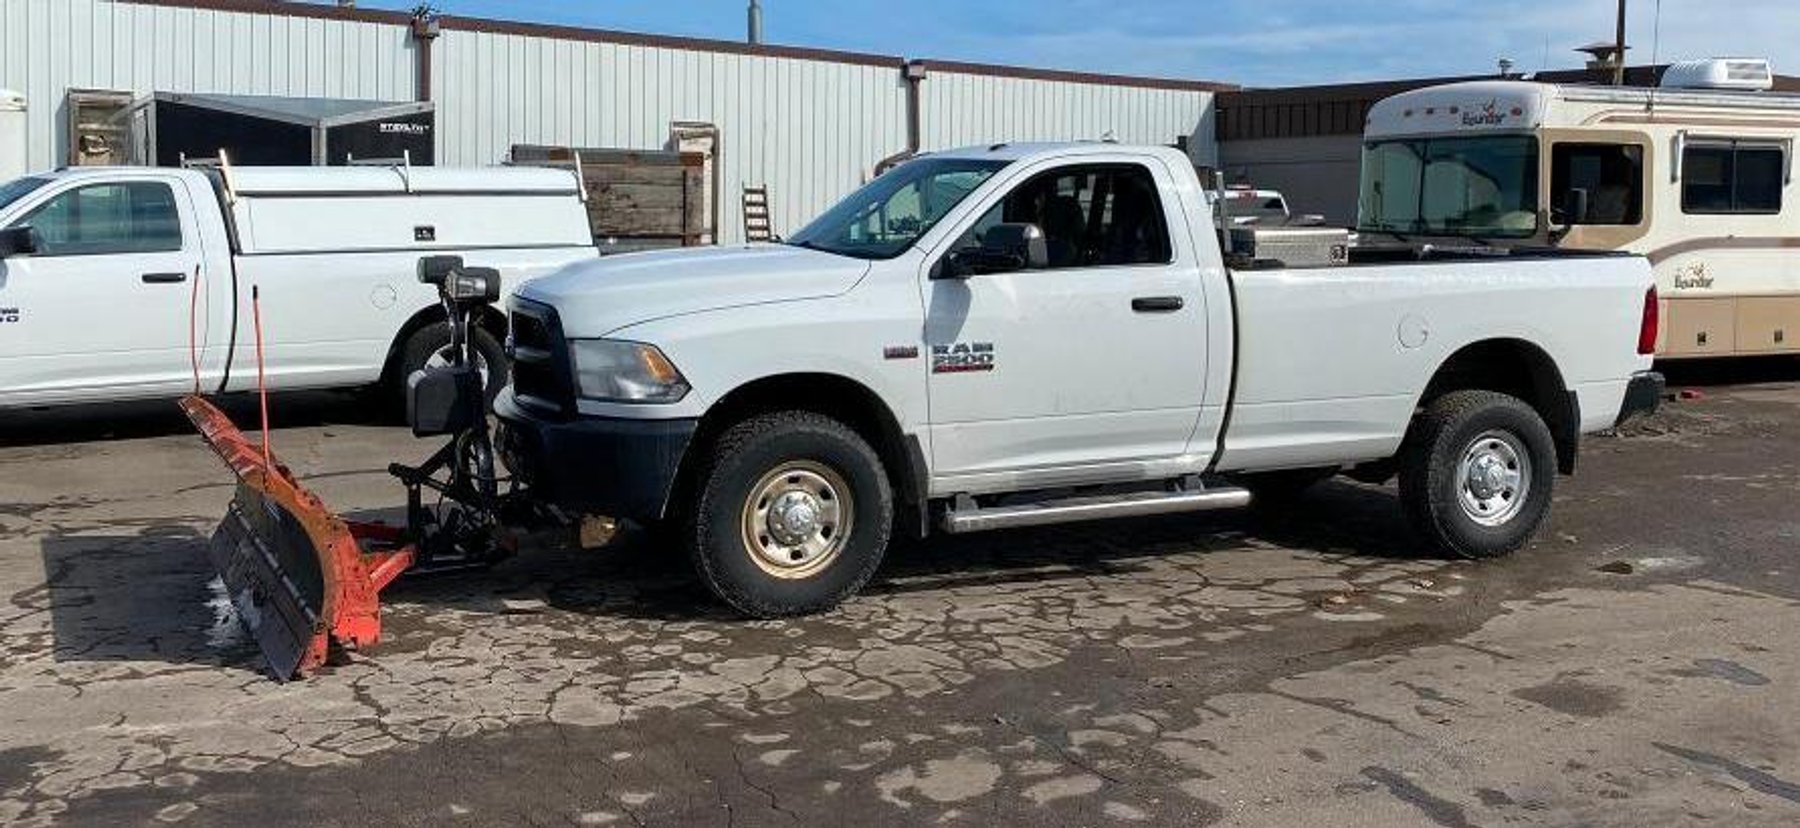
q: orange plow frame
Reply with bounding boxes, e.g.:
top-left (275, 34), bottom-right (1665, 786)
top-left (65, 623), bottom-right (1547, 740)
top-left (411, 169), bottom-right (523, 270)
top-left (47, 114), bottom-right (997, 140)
top-left (182, 395), bottom-right (416, 679)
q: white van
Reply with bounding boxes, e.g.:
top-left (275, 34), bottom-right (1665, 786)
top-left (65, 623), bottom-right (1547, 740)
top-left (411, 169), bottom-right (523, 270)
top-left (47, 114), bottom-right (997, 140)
top-left (0, 163), bottom-right (597, 408)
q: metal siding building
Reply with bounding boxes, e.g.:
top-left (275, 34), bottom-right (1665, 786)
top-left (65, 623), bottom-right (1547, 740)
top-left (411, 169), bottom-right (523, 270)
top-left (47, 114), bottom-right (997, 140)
top-left (1, 0), bottom-right (415, 172)
top-left (430, 26), bottom-right (910, 243)
top-left (1, 0), bottom-right (1229, 242)
top-left (919, 62), bottom-right (1218, 161)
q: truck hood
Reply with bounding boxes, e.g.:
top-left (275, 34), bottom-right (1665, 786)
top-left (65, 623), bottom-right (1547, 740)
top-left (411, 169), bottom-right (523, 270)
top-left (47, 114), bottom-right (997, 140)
top-left (517, 244), bottom-right (870, 336)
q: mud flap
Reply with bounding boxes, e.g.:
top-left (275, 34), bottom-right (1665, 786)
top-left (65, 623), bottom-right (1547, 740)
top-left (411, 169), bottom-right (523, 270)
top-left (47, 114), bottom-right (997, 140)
top-left (181, 395), bottom-right (415, 680)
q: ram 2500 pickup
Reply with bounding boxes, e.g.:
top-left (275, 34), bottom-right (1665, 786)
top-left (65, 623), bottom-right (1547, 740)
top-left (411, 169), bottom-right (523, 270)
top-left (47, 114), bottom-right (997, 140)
top-left (0, 164), bottom-right (595, 409)
top-left (495, 143), bottom-right (1664, 618)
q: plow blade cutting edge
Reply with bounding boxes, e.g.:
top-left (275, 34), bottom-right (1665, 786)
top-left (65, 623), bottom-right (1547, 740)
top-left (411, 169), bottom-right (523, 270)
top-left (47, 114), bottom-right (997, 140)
top-left (181, 395), bottom-right (415, 680)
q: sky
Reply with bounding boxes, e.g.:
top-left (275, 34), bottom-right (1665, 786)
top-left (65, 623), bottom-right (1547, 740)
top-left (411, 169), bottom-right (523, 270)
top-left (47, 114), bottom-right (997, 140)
top-left (349, 0), bottom-right (1800, 88)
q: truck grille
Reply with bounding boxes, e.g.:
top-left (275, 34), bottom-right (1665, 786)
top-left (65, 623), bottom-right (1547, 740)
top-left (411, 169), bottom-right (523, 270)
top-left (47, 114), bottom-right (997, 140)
top-left (509, 298), bottom-right (575, 416)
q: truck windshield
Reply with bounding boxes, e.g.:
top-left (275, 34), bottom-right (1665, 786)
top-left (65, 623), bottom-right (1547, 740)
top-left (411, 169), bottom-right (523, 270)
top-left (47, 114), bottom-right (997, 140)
top-left (0, 176), bottom-right (50, 214)
top-left (787, 158), bottom-right (1009, 259)
top-left (1358, 136), bottom-right (1539, 238)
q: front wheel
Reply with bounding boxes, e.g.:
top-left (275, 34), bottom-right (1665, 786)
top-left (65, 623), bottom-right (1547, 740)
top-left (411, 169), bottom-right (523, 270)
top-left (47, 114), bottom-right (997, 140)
top-left (685, 412), bottom-right (894, 618)
top-left (394, 324), bottom-right (509, 408)
top-left (1398, 390), bottom-right (1557, 559)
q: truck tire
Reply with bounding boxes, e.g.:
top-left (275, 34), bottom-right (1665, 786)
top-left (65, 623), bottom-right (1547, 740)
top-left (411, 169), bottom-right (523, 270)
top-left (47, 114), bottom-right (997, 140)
top-left (1398, 390), bottom-right (1556, 559)
top-left (395, 324), bottom-right (509, 407)
top-left (685, 411), bottom-right (893, 618)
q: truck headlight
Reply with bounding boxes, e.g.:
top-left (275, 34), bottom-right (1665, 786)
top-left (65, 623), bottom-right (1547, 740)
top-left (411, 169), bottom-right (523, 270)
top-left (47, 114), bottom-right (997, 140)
top-left (569, 340), bottom-right (690, 403)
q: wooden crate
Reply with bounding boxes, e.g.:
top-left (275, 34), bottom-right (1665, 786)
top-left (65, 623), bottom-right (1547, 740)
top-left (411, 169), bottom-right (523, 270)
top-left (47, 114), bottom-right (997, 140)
top-left (512, 145), bottom-right (709, 248)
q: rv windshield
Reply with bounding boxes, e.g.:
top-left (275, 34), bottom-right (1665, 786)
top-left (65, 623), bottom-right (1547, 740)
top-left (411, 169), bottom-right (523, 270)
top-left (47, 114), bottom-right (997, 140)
top-left (1358, 136), bottom-right (1539, 238)
top-left (0, 176), bottom-right (50, 214)
top-left (787, 157), bottom-right (1009, 259)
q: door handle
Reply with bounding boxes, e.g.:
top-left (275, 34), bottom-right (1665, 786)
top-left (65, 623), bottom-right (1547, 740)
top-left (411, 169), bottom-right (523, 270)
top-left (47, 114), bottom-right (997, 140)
top-left (141, 272), bottom-right (188, 284)
top-left (1132, 296), bottom-right (1184, 313)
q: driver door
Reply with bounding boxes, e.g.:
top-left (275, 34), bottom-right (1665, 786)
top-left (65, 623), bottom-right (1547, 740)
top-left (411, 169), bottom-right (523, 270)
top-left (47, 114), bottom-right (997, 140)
top-left (922, 159), bottom-right (1209, 483)
top-left (0, 177), bottom-right (204, 405)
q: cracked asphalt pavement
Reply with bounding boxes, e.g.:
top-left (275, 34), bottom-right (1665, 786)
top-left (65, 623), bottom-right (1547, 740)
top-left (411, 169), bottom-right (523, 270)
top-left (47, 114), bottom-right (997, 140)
top-left (2, 365), bottom-right (1799, 826)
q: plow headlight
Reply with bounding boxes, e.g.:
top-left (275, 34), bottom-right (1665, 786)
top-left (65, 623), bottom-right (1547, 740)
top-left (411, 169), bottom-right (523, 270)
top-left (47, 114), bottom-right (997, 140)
top-left (570, 340), bottom-right (690, 403)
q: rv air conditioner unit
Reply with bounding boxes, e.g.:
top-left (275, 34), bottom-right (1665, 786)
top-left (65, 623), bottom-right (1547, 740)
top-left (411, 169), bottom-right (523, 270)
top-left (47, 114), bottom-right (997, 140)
top-left (1661, 58), bottom-right (1775, 92)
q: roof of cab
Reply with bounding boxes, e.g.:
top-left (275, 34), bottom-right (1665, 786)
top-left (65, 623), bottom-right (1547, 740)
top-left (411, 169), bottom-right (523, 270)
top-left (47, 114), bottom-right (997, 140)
top-left (926, 141), bottom-right (1182, 164)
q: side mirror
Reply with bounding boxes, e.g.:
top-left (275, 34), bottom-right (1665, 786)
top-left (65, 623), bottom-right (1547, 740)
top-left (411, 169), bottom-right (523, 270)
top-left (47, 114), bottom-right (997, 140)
top-left (985, 223), bottom-right (1050, 269)
top-left (1560, 188), bottom-right (1591, 226)
top-left (0, 225), bottom-right (41, 258)
top-left (936, 223), bottom-right (1049, 279)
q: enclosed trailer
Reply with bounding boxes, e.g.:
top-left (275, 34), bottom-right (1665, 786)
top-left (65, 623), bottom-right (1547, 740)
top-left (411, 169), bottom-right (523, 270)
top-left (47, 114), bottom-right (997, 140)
top-left (143, 92), bottom-right (436, 167)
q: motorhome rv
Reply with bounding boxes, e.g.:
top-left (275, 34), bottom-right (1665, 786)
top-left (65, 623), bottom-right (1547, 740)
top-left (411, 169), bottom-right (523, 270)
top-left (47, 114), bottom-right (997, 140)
top-left (1360, 58), bottom-right (1799, 359)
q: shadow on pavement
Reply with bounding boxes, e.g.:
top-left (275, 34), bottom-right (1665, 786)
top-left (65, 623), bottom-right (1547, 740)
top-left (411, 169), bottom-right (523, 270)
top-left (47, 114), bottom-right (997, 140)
top-left (1658, 355), bottom-right (1800, 389)
top-left (32, 479), bottom-right (1431, 670)
top-left (33, 525), bottom-right (262, 673)
top-left (0, 390), bottom-right (389, 448)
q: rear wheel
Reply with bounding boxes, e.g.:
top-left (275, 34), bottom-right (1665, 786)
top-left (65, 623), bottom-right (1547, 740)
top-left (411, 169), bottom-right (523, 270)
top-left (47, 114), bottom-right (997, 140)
top-left (685, 412), bottom-right (893, 618)
top-left (1398, 390), bottom-right (1556, 559)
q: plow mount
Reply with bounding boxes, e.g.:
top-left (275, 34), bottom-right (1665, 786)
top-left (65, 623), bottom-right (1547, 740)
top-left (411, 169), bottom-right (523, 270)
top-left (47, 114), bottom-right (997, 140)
top-left (186, 257), bottom-right (543, 680)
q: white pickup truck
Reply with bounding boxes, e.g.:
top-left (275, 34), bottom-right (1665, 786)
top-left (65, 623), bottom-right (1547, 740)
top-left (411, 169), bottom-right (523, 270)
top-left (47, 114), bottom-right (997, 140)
top-left (0, 165), bottom-right (595, 408)
top-left (494, 143), bottom-right (1664, 618)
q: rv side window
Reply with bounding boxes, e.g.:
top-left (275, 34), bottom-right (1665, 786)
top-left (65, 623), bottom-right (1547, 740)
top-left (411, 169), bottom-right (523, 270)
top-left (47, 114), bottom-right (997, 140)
top-left (1551, 143), bottom-right (1643, 225)
top-left (1682, 144), bottom-right (1785, 215)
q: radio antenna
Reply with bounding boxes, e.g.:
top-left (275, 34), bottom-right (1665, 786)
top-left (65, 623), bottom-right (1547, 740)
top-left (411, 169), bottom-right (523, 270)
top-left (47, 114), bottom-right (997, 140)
top-left (1647, 0), bottom-right (1664, 113)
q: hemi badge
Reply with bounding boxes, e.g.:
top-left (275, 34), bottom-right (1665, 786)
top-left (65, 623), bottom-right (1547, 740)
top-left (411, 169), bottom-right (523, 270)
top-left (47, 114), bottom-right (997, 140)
top-left (884, 345), bottom-right (920, 360)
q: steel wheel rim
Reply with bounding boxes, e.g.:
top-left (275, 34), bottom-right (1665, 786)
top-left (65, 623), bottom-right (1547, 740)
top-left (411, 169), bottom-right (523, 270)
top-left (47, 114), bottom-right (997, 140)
top-left (740, 460), bottom-right (853, 580)
top-left (1455, 430), bottom-right (1530, 527)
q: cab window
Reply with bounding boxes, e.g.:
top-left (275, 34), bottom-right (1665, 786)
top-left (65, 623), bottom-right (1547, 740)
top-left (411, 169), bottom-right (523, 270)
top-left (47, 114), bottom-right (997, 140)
top-left (955, 164), bottom-right (1173, 269)
top-left (1551, 143), bottom-right (1643, 225)
top-left (15, 182), bottom-right (184, 256)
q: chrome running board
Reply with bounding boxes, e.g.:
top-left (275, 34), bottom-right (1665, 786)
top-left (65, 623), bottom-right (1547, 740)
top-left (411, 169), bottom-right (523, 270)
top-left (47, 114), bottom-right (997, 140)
top-left (939, 486), bottom-right (1252, 534)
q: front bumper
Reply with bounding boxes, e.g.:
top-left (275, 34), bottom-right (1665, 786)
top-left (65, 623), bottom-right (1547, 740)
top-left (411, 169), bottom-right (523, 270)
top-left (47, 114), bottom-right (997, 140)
top-left (495, 394), bottom-right (697, 523)
top-left (1615, 370), bottom-right (1666, 427)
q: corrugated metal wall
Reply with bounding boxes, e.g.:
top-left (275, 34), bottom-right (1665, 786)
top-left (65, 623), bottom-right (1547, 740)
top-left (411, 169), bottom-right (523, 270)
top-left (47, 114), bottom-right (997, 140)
top-left (0, 0), bottom-right (415, 172)
top-left (0, 0), bottom-right (1224, 242)
top-left (920, 68), bottom-right (1216, 162)
top-left (431, 29), bottom-right (908, 243)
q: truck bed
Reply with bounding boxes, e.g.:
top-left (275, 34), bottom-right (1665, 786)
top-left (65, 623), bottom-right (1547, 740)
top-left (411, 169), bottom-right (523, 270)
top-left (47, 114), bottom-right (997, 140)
top-left (1219, 253), bottom-right (1650, 471)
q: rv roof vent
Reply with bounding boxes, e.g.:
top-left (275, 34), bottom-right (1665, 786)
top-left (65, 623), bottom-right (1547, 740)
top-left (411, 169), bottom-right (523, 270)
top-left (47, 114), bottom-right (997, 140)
top-left (1661, 58), bottom-right (1775, 92)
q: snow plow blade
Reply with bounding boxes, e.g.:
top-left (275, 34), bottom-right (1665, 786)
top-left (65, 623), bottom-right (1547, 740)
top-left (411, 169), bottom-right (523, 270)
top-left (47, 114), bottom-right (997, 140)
top-left (181, 395), bottom-right (414, 681)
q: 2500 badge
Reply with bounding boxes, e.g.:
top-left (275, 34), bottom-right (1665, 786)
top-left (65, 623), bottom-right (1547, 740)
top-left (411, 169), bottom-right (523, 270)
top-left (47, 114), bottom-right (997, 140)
top-left (932, 342), bottom-right (995, 374)
top-left (0, 307), bottom-right (19, 324)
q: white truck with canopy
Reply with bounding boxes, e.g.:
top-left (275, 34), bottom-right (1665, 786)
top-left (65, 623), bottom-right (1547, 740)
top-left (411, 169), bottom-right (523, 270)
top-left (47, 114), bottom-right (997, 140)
top-left (0, 163), bottom-right (596, 408)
